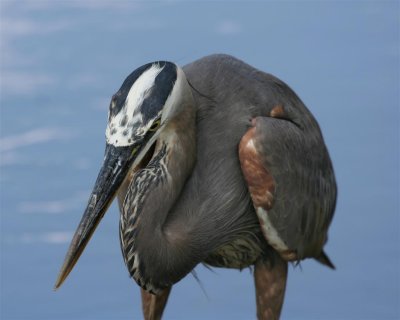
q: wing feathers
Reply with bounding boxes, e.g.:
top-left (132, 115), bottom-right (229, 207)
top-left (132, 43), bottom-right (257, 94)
top-left (239, 116), bottom-right (336, 265)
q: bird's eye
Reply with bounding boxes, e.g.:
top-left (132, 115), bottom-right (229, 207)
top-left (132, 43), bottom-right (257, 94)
top-left (149, 119), bottom-right (161, 131)
top-left (131, 146), bottom-right (138, 157)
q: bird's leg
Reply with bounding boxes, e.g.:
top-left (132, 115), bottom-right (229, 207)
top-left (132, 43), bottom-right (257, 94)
top-left (254, 252), bottom-right (288, 320)
top-left (141, 286), bottom-right (172, 320)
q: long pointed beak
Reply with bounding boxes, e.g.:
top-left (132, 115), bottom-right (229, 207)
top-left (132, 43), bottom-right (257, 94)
top-left (54, 144), bottom-right (134, 289)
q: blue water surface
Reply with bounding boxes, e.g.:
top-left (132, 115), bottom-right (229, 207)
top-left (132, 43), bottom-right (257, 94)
top-left (1, 1), bottom-right (399, 319)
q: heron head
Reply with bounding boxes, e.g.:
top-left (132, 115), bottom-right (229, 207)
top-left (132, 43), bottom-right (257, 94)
top-left (55, 61), bottom-right (190, 289)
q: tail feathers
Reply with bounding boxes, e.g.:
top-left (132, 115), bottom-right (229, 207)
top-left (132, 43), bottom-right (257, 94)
top-left (316, 251), bottom-right (335, 269)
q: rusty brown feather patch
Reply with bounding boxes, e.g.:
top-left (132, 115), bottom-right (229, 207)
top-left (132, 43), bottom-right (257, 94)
top-left (270, 104), bottom-right (285, 118)
top-left (239, 123), bottom-right (298, 262)
top-left (238, 125), bottom-right (275, 210)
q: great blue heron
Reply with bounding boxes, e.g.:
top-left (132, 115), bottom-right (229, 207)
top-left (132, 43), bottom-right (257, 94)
top-left (55, 54), bottom-right (336, 319)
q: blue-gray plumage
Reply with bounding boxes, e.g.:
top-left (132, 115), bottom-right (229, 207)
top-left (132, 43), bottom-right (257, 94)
top-left (55, 54), bottom-right (336, 320)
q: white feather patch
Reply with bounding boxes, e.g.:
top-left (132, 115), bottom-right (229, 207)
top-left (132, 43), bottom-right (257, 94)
top-left (106, 64), bottom-right (164, 147)
top-left (125, 64), bottom-right (164, 115)
top-left (256, 207), bottom-right (289, 252)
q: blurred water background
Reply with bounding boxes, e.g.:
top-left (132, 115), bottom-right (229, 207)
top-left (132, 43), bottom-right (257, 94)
top-left (1, 1), bottom-right (399, 319)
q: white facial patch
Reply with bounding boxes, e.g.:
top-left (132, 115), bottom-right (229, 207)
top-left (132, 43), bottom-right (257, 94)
top-left (106, 64), bottom-right (165, 147)
top-left (125, 64), bottom-right (164, 114)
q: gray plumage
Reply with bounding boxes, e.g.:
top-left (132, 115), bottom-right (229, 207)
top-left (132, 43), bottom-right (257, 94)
top-left (113, 54), bottom-right (336, 292)
top-left (56, 54), bottom-right (336, 319)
